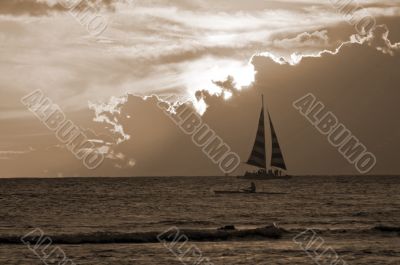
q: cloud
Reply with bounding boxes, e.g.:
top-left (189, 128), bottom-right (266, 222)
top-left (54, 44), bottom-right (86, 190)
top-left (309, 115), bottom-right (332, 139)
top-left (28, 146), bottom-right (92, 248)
top-left (273, 30), bottom-right (330, 49)
top-left (88, 94), bottom-right (131, 144)
top-left (363, 24), bottom-right (400, 54)
top-left (1, 1), bottom-right (399, 119)
top-left (258, 25), bottom-right (400, 66)
top-left (0, 147), bottom-right (34, 160)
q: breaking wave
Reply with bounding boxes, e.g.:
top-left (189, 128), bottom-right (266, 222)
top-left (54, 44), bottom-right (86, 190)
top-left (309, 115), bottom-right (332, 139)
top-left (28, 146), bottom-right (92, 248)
top-left (4, 225), bottom-right (283, 245)
top-left (2, 225), bottom-right (399, 245)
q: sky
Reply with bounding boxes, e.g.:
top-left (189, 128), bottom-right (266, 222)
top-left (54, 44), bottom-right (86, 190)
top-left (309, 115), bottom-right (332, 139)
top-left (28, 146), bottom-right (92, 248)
top-left (0, 0), bottom-right (399, 177)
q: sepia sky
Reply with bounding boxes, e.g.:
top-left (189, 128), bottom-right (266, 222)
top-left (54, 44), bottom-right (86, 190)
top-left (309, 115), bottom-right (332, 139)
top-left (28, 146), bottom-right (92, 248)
top-left (0, 0), bottom-right (400, 177)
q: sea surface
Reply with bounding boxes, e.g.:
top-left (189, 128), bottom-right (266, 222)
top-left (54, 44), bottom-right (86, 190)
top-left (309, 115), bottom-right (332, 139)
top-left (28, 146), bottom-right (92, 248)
top-left (0, 176), bottom-right (399, 264)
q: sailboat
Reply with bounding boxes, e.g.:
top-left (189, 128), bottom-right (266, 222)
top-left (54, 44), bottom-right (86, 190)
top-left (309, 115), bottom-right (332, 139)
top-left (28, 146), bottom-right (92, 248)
top-left (239, 95), bottom-right (291, 180)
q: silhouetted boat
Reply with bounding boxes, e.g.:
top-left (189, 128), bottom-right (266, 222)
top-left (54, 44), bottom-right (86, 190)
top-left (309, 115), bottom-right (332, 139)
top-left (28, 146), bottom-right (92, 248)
top-left (239, 95), bottom-right (291, 180)
top-left (213, 190), bottom-right (287, 195)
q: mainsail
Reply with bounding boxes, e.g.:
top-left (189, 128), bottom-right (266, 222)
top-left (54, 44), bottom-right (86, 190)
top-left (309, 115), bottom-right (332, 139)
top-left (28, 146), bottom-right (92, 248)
top-left (269, 112), bottom-right (287, 170)
top-left (246, 101), bottom-right (267, 169)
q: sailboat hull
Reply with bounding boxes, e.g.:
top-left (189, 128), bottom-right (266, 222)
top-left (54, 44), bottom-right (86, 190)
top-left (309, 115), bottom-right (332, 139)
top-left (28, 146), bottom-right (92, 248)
top-left (238, 171), bottom-right (292, 180)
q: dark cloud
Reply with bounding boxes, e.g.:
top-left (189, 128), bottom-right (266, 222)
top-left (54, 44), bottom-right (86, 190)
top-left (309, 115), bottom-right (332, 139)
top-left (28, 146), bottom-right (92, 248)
top-left (0, 0), bottom-right (115, 16)
top-left (0, 0), bottom-right (63, 16)
top-left (251, 26), bottom-right (400, 175)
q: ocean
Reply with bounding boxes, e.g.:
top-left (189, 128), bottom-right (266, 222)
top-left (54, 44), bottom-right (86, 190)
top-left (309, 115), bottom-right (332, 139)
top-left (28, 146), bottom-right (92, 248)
top-left (0, 176), bottom-right (399, 264)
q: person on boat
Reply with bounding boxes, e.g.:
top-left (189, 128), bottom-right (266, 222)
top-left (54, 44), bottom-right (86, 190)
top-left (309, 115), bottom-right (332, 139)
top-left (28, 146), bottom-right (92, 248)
top-left (249, 182), bottom-right (256, 193)
top-left (242, 182), bottom-right (256, 193)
